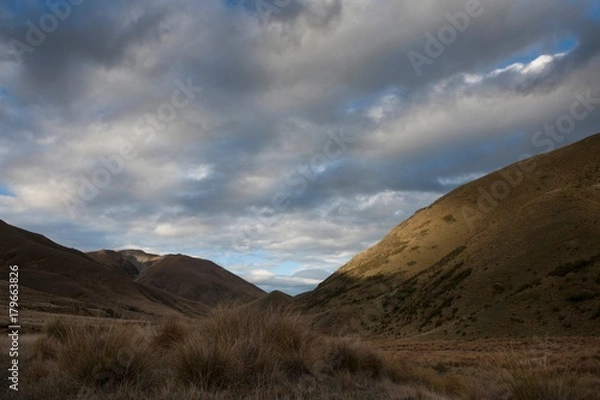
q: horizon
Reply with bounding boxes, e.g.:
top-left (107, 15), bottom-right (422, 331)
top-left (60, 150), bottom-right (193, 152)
top-left (1, 0), bottom-right (600, 295)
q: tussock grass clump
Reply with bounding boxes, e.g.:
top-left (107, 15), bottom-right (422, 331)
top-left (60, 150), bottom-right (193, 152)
top-left (31, 335), bottom-right (58, 360)
top-left (325, 339), bottom-right (385, 378)
top-left (55, 323), bottom-right (150, 387)
top-left (150, 316), bottom-right (191, 349)
top-left (173, 307), bottom-right (392, 390)
top-left (176, 338), bottom-right (242, 389)
top-left (496, 353), bottom-right (593, 400)
top-left (45, 317), bottom-right (71, 341)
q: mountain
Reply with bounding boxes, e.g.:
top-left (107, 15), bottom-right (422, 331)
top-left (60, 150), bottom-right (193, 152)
top-left (242, 290), bottom-right (293, 312)
top-left (0, 219), bottom-right (208, 323)
top-left (0, 220), bottom-right (266, 325)
top-left (133, 253), bottom-right (266, 306)
top-left (88, 249), bottom-right (265, 306)
top-left (87, 249), bottom-right (142, 278)
top-left (119, 249), bottom-right (164, 272)
top-left (297, 133), bottom-right (600, 338)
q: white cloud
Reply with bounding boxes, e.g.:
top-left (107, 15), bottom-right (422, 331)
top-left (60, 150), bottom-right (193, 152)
top-left (185, 164), bottom-right (213, 181)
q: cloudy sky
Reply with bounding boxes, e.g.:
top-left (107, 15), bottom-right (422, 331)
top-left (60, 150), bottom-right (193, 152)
top-left (1, 0), bottom-right (599, 294)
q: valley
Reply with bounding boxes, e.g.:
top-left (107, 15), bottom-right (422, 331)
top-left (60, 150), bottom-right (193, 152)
top-left (1, 133), bottom-right (599, 399)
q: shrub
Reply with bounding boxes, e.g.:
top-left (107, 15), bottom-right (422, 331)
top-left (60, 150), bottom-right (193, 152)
top-left (548, 259), bottom-right (593, 277)
top-left (443, 215), bottom-right (456, 223)
top-left (565, 291), bottom-right (597, 302)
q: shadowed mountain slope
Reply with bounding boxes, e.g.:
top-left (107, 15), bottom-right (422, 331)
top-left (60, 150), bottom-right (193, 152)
top-left (0, 220), bottom-right (208, 319)
top-left (241, 290), bottom-right (293, 312)
top-left (89, 249), bottom-right (266, 306)
top-left (132, 253), bottom-right (266, 306)
top-left (87, 249), bottom-right (141, 279)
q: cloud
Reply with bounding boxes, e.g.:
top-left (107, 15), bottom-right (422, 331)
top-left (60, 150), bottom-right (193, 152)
top-left (242, 267), bottom-right (331, 295)
top-left (1, 0), bottom-right (599, 294)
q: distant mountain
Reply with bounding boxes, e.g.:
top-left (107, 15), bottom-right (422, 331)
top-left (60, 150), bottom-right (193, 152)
top-left (297, 133), bottom-right (600, 338)
top-left (0, 220), bottom-right (265, 325)
top-left (119, 249), bottom-right (164, 272)
top-left (88, 249), bottom-right (265, 307)
top-left (0, 220), bottom-right (207, 321)
top-left (87, 249), bottom-right (142, 278)
top-left (133, 253), bottom-right (265, 306)
top-left (242, 290), bottom-right (293, 312)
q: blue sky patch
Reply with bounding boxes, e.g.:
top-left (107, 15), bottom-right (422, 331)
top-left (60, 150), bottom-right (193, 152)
top-left (344, 86), bottom-right (405, 113)
top-left (0, 184), bottom-right (15, 197)
top-left (589, 2), bottom-right (600, 21)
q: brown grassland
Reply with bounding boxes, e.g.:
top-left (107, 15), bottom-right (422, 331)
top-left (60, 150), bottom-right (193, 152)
top-left (2, 307), bottom-right (600, 400)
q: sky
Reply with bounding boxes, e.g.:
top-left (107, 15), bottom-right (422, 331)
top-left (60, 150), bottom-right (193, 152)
top-left (1, 0), bottom-right (599, 295)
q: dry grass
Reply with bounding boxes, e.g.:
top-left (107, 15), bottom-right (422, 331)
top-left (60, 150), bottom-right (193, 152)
top-left (170, 307), bottom-right (399, 391)
top-left (3, 308), bottom-right (453, 400)
top-left (150, 315), bottom-right (191, 349)
top-left (494, 352), bottom-right (594, 400)
top-left (44, 317), bottom-right (71, 341)
top-left (376, 336), bottom-right (600, 399)
top-left (56, 323), bottom-right (150, 387)
top-left (4, 310), bottom-right (600, 399)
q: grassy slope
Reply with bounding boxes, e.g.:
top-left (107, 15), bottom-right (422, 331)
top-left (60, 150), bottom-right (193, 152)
top-left (298, 133), bottom-right (600, 338)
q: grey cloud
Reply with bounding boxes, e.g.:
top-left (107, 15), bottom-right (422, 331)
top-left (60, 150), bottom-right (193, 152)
top-left (1, 0), bottom-right (599, 293)
top-left (1, 2), bottom-right (171, 111)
